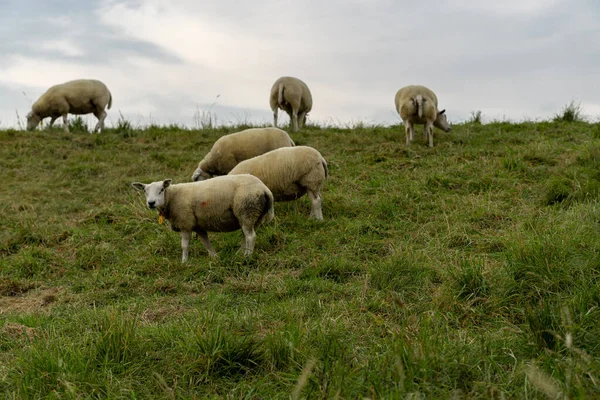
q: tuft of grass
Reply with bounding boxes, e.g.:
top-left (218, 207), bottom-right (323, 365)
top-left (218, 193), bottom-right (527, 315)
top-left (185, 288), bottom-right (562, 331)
top-left (68, 116), bottom-right (88, 132)
top-left (553, 100), bottom-right (584, 122)
top-left (189, 326), bottom-right (264, 380)
top-left (116, 110), bottom-right (134, 137)
top-left (468, 110), bottom-right (483, 124)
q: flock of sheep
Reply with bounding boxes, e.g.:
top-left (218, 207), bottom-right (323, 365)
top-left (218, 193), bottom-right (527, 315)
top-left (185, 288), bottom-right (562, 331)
top-left (24, 76), bottom-right (452, 261)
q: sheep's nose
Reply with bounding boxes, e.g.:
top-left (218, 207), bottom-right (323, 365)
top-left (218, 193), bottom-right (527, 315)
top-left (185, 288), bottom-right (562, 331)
top-left (148, 201), bottom-right (156, 208)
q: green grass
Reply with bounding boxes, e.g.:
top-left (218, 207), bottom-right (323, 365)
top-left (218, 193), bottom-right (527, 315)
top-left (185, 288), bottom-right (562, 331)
top-left (1, 120), bottom-right (600, 398)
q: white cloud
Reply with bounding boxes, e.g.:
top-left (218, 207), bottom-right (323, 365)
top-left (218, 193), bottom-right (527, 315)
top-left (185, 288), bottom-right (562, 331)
top-left (37, 39), bottom-right (84, 57)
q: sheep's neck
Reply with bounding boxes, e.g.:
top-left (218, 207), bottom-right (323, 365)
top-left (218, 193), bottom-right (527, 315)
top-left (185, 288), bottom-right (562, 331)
top-left (157, 190), bottom-right (172, 220)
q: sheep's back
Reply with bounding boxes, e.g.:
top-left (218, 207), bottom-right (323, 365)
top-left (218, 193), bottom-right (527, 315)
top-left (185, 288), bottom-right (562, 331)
top-left (215, 128), bottom-right (294, 171)
top-left (36, 80), bottom-right (110, 114)
top-left (229, 146), bottom-right (322, 196)
top-left (166, 175), bottom-right (267, 232)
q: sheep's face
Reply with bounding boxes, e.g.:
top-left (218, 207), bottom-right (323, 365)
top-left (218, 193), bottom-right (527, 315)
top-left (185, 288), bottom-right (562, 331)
top-left (131, 179), bottom-right (172, 209)
top-left (434, 110), bottom-right (452, 133)
top-left (191, 168), bottom-right (212, 182)
top-left (26, 112), bottom-right (41, 131)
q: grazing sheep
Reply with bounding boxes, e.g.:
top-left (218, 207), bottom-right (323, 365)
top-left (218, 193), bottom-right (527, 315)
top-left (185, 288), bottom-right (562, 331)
top-left (270, 76), bottom-right (313, 132)
top-left (26, 79), bottom-right (112, 133)
top-left (228, 146), bottom-right (327, 220)
top-left (191, 127), bottom-right (295, 181)
top-left (394, 85), bottom-right (451, 147)
top-left (132, 175), bottom-right (274, 262)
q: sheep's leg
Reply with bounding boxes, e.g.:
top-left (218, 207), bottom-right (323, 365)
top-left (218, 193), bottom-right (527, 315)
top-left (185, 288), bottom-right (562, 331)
top-left (308, 190), bottom-right (323, 220)
top-left (425, 122), bottom-right (434, 147)
top-left (62, 115), bottom-right (70, 133)
top-left (197, 231), bottom-right (218, 258)
top-left (181, 231), bottom-right (191, 263)
top-left (49, 117), bottom-right (57, 128)
top-left (404, 121), bottom-right (413, 145)
top-left (298, 111), bottom-right (306, 129)
top-left (273, 108), bottom-right (278, 127)
top-left (93, 110), bottom-right (107, 133)
top-left (291, 109), bottom-right (299, 132)
top-left (241, 225), bottom-right (256, 256)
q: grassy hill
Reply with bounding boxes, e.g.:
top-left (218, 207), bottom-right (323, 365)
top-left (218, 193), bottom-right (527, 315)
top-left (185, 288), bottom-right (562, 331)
top-left (1, 119), bottom-right (599, 398)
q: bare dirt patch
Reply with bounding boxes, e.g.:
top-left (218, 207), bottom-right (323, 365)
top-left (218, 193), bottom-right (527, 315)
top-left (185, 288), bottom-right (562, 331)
top-left (0, 287), bottom-right (63, 314)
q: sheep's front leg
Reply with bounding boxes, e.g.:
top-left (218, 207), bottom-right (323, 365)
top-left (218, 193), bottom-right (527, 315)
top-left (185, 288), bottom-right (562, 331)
top-left (181, 231), bottom-right (191, 263)
top-left (49, 116), bottom-right (57, 128)
top-left (273, 108), bottom-right (278, 127)
top-left (241, 225), bottom-right (256, 256)
top-left (197, 231), bottom-right (218, 258)
top-left (62, 114), bottom-right (70, 133)
top-left (308, 190), bottom-right (323, 220)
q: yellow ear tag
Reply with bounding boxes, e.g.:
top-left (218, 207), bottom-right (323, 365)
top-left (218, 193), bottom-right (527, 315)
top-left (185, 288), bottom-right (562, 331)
top-left (158, 214), bottom-right (164, 224)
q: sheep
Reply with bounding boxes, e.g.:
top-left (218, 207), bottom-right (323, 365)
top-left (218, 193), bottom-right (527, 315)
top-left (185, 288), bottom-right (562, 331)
top-left (26, 79), bottom-right (112, 133)
top-left (269, 76), bottom-right (313, 132)
top-left (191, 127), bottom-right (295, 181)
top-left (132, 174), bottom-right (274, 263)
top-left (394, 85), bottom-right (451, 147)
top-left (228, 146), bottom-right (328, 220)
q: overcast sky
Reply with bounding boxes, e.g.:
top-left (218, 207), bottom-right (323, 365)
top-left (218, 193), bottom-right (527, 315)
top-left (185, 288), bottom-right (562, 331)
top-left (0, 0), bottom-right (599, 128)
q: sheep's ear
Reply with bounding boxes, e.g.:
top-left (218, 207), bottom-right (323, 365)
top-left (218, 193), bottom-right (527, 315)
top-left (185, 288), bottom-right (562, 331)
top-left (26, 111), bottom-right (33, 118)
top-left (439, 109), bottom-right (446, 115)
top-left (163, 179), bottom-right (172, 189)
top-left (131, 182), bottom-right (145, 191)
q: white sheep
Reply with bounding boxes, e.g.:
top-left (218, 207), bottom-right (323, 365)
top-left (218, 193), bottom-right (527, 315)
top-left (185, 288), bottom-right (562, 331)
top-left (26, 79), bottom-right (113, 133)
top-left (270, 76), bottom-right (313, 132)
top-left (228, 146), bottom-right (328, 220)
top-left (132, 175), bottom-right (274, 262)
top-left (191, 127), bottom-right (295, 181)
top-left (394, 85), bottom-right (451, 147)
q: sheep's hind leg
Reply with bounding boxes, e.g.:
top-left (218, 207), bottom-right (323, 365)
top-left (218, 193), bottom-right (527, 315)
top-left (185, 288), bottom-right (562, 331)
top-left (93, 110), bottom-right (107, 133)
top-left (273, 108), bottom-right (278, 127)
top-left (425, 122), bottom-right (434, 147)
top-left (291, 109), bottom-right (299, 132)
top-left (49, 116), bottom-right (57, 129)
top-left (241, 225), bottom-right (256, 256)
top-left (298, 111), bottom-right (306, 129)
top-left (404, 121), bottom-right (413, 145)
top-left (196, 231), bottom-right (218, 258)
top-left (181, 231), bottom-right (191, 263)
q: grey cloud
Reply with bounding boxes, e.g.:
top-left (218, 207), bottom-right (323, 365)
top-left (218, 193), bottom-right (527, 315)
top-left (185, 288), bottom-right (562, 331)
top-left (0, 0), bottom-right (599, 126)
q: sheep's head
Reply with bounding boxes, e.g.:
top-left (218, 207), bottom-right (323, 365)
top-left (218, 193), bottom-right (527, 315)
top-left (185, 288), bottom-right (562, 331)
top-left (26, 111), bottom-right (41, 131)
top-left (132, 179), bottom-right (172, 209)
top-left (434, 109), bottom-right (452, 133)
top-left (191, 167), bottom-right (212, 182)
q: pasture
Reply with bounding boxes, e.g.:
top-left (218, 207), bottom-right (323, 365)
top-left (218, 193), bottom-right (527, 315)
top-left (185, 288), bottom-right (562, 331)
top-left (1, 119), bottom-right (599, 398)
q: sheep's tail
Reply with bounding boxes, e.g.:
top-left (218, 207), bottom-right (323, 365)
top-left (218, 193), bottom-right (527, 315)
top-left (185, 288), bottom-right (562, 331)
top-left (414, 94), bottom-right (423, 119)
top-left (107, 91), bottom-right (113, 110)
top-left (277, 82), bottom-right (284, 106)
top-left (321, 157), bottom-right (328, 179)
